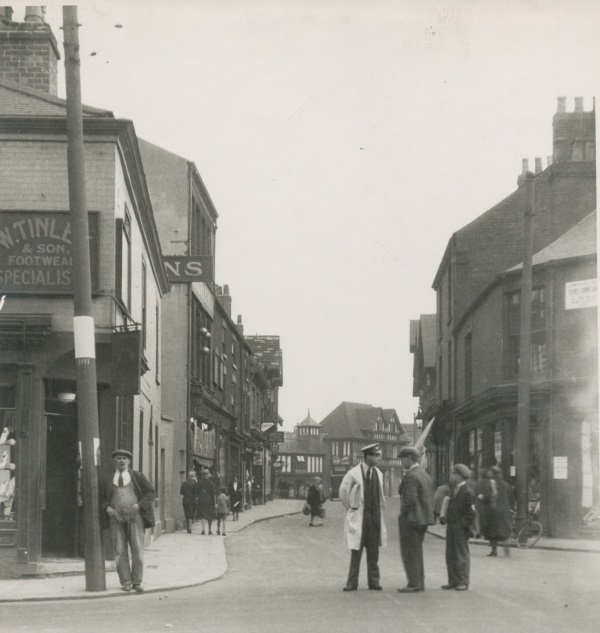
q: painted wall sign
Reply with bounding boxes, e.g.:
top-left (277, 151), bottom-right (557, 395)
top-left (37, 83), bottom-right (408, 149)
top-left (565, 279), bottom-right (597, 310)
top-left (0, 211), bottom-right (99, 294)
top-left (164, 256), bottom-right (214, 283)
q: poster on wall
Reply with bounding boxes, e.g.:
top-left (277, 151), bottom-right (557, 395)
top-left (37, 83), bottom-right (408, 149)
top-left (553, 456), bottom-right (568, 479)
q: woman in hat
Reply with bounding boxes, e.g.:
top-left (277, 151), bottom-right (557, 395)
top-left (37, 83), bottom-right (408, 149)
top-left (478, 465), bottom-right (514, 557)
top-left (306, 476), bottom-right (326, 527)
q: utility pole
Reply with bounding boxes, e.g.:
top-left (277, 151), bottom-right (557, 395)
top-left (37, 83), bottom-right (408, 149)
top-left (63, 5), bottom-right (106, 591)
top-left (515, 171), bottom-right (535, 538)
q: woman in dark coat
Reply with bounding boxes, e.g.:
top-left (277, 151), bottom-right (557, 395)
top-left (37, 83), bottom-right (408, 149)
top-left (478, 466), bottom-right (514, 557)
top-left (196, 467), bottom-right (217, 535)
top-left (306, 476), bottom-right (325, 527)
top-left (179, 470), bottom-right (198, 534)
top-left (228, 476), bottom-right (243, 521)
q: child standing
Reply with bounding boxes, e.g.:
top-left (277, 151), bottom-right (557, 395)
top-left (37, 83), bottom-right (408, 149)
top-left (216, 487), bottom-right (230, 536)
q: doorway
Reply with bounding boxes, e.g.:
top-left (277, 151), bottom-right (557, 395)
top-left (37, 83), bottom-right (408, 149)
top-left (42, 415), bottom-right (79, 557)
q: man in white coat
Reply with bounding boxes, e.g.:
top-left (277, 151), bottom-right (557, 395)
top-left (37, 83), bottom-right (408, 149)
top-left (339, 443), bottom-right (387, 592)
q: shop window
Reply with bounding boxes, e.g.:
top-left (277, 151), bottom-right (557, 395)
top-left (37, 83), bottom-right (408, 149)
top-left (507, 288), bottom-right (547, 376)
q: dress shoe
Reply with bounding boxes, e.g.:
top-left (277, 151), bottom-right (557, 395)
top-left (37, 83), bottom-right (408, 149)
top-left (487, 551), bottom-right (497, 557)
top-left (343, 586), bottom-right (357, 592)
top-left (133, 585), bottom-right (144, 593)
top-left (397, 586), bottom-right (423, 593)
top-left (455, 584), bottom-right (469, 591)
top-left (368, 586), bottom-right (383, 591)
top-left (441, 584), bottom-right (455, 590)
top-left (121, 584), bottom-right (132, 592)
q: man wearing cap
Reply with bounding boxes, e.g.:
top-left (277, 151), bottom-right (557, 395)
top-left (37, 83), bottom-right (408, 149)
top-left (442, 464), bottom-right (477, 591)
top-left (339, 443), bottom-right (387, 592)
top-left (397, 446), bottom-right (434, 593)
top-left (100, 449), bottom-right (155, 593)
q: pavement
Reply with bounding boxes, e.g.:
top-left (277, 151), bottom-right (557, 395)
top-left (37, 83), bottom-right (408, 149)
top-left (1, 498), bottom-right (599, 603)
top-left (0, 499), bottom-right (304, 603)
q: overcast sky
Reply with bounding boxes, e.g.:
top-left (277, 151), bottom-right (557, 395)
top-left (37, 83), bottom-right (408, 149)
top-left (37, 0), bottom-right (598, 431)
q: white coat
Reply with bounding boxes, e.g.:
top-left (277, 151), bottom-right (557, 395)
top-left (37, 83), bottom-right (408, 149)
top-left (339, 463), bottom-right (387, 550)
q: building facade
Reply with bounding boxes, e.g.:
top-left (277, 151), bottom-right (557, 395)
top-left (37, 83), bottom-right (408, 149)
top-left (0, 12), bottom-right (170, 572)
top-left (412, 98), bottom-right (597, 538)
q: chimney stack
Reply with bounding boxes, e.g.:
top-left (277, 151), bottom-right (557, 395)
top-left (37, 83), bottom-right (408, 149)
top-left (216, 284), bottom-right (232, 317)
top-left (553, 95), bottom-right (595, 164)
top-left (535, 157), bottom-right (542, 174)
top-left (557, 96), bottom-right (567, 113)
top-left (236, 315), bottom-right (244, 335)
top-left (517, 158), bottom-right (530, 187)
top-left (0, 6), bottom-right (60, 94)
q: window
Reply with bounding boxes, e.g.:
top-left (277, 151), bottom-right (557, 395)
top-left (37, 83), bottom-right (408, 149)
top-left (464, 332), bottom-right (473, 399)
top-left (116, 207), bottom-right (132, 310)
top-left (447, 341), bottom-right (452, 399)
top-left (438, 355), bottom-right (443, 401)
top-left (141, 260), bottom-right (147, 350)
top-left (138, 409), bottom-right (144, 472)
top-left (508, 288), bottom-right (547, 375)
top-left (155, 302), bottom-right (161, 383)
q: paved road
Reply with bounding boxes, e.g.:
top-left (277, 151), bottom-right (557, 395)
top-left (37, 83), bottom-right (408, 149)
top-left (3, 498), bottom-right (600, 633)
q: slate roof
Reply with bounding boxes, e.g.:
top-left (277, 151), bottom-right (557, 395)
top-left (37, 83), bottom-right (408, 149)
top-left (319, 402), bottom-right (399, 440)
top-left (245, 335), bottom-right (283, 376)
top-left (0, 78), bottom-right (113, 117)
top-left (297, 412), bottom-right (320, 427)
top-left (280, 432), bottom-right (325, 455)
top-left (507, 210), bottom-right (597, 272)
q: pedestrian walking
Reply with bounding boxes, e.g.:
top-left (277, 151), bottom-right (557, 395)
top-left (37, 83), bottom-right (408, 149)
top-left (478, 465), bottom-right (514, 557)
top-left (397, 446), bottom-right (434, 593)
top-left (306, 476), bottom-right (326, 527)
top-left (216, 487), bottom-right (230, 536)
top-left (196, 467), bottom-right (217, 535)
top-left (100, 449), bottom-right (155, 593)
top-left (441, 464), bottom-right (477, 592)
top-left (228, 476), bottom-right (242, 521)
top-left (246, 477), bottom-right (253, 509)
top-left (339, 443), bottom-right (387, 592)
top-left (180, 470), bottom-right (198, 534)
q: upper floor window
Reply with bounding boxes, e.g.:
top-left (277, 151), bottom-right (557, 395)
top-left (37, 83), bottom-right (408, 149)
top-left (141, 259), bottom-right (147, 350)
top-left (507, 288), bottom-right (547, 375)
top-left (116, 207), bottom-right (132, 310)
top-left (464, 332), bottom-right (473, 399)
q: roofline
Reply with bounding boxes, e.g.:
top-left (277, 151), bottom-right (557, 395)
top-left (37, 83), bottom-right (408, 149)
top-left (0, 115), bottom-right (170, 295)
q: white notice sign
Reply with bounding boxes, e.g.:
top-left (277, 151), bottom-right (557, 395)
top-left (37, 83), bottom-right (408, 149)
top-left (554, 456), bottom-right (568, 479)
top-left (565, 279), bottom-right (597, 310)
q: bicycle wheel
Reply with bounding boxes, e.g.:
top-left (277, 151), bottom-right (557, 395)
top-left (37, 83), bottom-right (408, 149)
top-left (516, 520), bottom-right (542, 548)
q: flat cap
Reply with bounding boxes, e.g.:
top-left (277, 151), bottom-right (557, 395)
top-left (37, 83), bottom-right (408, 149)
top-left (399, 446), bottom-right (421, 460)
top-left (490, 465), bottom-right (501, 475)
top-left (112, 449), bottom-right (133, 460)
top-left (453, 463), bottom-right (471, 479)
top-left (360, 443), bottom-right (381, 455)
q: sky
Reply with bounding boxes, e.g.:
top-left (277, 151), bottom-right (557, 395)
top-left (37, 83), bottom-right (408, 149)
top-left (32, 0), bottom-right (599, 431)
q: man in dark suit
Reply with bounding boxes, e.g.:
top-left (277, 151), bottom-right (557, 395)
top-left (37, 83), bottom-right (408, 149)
top-left (397, 446), bottom-right (434, 593)
top-left (442, 464), bottom-right (477, 591)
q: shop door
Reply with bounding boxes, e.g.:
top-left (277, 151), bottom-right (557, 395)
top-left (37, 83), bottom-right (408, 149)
top-left (42, 415), bottom-right (79, 557)
top-left (330, 475), bottom-right (344, 499)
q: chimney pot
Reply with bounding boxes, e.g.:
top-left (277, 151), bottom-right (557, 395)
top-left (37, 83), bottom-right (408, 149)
top-left (535, 157), bottom-right (542, 173)
top-left (557, 97), bottom-right (567, 113)
top-left (574, 96), bottom-right (584, 112)
top-left (224, 284), bottom-right (230, 295)
top-left (25, 6), bottom-right (46, 23)
top-left (0, 7), bottom-right (14, 23)
top-left (521, 158), bottom-right (529, 174)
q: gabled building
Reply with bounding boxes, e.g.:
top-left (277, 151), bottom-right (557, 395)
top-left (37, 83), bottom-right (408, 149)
top-left (0, 11), bottom-right (170, 573)
top-left (412, 98), bottom-right (597, 538)
top-left (277, 412), bottom-right (326, 499)
top-left (319, 402), bottom-right (409, 497)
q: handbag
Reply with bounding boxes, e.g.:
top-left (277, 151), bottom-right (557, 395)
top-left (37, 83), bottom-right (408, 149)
top-left (302, 502), bottom-right (310, 516)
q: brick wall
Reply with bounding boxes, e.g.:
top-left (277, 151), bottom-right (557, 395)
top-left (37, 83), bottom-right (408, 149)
top-left (0, 23), bottom-right (60, 95)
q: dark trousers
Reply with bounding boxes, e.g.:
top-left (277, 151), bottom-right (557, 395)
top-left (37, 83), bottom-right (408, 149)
top-left (398, 515), bottom-right (427, 589)
top-left (445, 521), bottom-right (470, 586)
top-left (346, 516), bottom-right (380, 588)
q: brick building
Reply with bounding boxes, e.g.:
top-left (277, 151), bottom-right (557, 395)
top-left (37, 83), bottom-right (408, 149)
top-left (139, 139), bottom-right (284, 513)
top-left (412, 98), bottom-right (597, 538)
top-left (0, 10), bottom-right (170, 572)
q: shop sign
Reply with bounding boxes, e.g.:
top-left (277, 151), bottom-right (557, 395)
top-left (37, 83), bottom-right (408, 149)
top-left (164, 256), bottom-right (214, 283)
top-left (192, 425), bottom-right (216, 458)
top-left (0, 211), bottom-right (99, 293)
top-left (268, 431), bottom-right (284, 442)
top-left (565, 279), bottom-right (597, 310)
top-left (553, 456), bottom-right (568, 479)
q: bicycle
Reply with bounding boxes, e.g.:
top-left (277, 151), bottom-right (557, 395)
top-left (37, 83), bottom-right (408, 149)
top-left (512, 503), bottom-right (543, 549)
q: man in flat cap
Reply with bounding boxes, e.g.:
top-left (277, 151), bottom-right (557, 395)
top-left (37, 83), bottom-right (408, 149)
top-left (442, 464), bottom-right (477, 591)
top-left (100, 449), bottom-right (155, 592)
top-left (397, 446), bottom-right (434, 593)
top-left (339, 443), bottom-right (387, 592)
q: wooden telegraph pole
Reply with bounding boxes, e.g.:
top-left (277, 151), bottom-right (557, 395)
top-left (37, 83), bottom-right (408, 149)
top-left (63, 5), bottom-right (106, 591)
top-left (515, 172), bottom-right (535, 537)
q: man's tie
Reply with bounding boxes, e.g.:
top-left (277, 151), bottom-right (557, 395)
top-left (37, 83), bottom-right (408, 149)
top-left (118, 473), bottom-right (124, 487)
top-left (367, 467), bottom-right (372, 483)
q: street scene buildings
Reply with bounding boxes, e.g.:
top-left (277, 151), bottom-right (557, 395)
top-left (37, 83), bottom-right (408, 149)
top-left (0, 6), bottom-right (598, 631)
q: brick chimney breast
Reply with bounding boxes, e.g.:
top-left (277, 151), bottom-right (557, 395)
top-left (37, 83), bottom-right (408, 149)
top-left (0, 7), bottom-right (60, 95)
top-left (552, 96), bottom-right (595, 164)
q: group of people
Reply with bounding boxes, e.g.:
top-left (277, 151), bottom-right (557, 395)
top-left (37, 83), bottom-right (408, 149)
top-left (339, 443), bottom-right (483, 593)
top-left (180, 470), bottom-right (246, 535)
top-left (101, 448), bottom-right (249, 593)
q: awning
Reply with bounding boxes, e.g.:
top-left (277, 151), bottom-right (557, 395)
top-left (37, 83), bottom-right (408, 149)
top-left (414, 416), bottom-right (435, 451)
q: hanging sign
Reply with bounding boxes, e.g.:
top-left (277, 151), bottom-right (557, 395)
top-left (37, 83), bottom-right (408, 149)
top-left (164, 256), bottom-right (214, 283)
